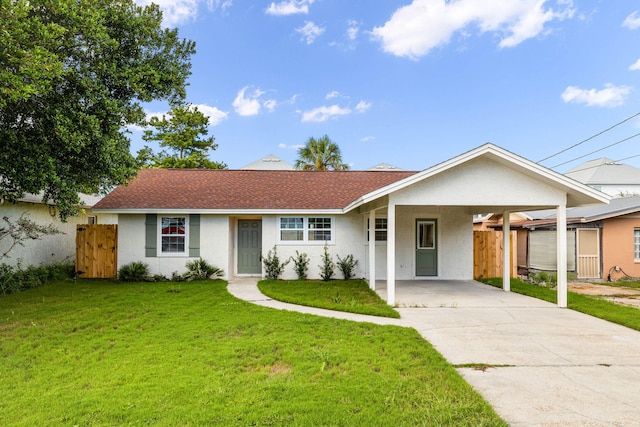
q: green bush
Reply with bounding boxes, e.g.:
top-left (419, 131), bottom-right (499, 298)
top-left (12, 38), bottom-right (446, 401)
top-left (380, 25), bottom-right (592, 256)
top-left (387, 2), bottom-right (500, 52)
top-left (184, 258), bottom-right (224, 281)
top-left (0, 261), bottom-right (75, 295)
top-left (118, 261), bottom-right (151, 282)
top-left (290, 251), bottom-right (310, 280)
top-left (262, 246), bottom-right (289, 280)
top-left (336, 254), bottom-right (358, 280)
top-left (319, 244), bottom-right (335, 282)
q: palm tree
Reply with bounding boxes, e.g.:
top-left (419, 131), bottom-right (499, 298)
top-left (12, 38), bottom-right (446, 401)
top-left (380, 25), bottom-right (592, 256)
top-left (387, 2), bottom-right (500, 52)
top-left (294, 135), bottom-right (350, 170)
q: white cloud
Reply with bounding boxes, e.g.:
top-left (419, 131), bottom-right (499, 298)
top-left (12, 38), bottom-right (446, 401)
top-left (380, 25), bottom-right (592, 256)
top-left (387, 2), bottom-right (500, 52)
top-left (136, 0), bottom-right (199, 27)
top-left (326, 91), bottom-right (346, 99)
top-left (561, 83), bottom-right (631, 108)
top-left (355, 100), bottom-right (372, 113)
top-left (623, 11), bottom-right (640, 29)
top-left (372, 0), bottom-right (575, 59)
top-left (301, 105), bottom-right (352, 122)
top-left (266, 0), bottom-right (314, 16)
top-left (232, 86), bottom-right (266, 116)
top-left (296, 21), bottom-right (325, 44)
top-left (361, 136), bottom-right (376, 142)
top-left (263, 99), bottom-right (277, 112)
top-left (279, 143), bottom-right (304, 150)
top-left (192, 104), bottom-right (229, 125)
top-left (207, 0), bottom-right (233, 11)
top-left (630, 59), bottom-right (640, 71)
top-left (347, 20), bottom-right (360, 41)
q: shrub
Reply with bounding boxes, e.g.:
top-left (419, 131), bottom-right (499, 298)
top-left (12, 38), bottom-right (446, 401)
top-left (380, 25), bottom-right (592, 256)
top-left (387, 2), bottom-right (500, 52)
top-left (336, 254), bottom-right (358, 280)
top-left (0, 261), bottom-right (75, 295)
top-left (319, 244), bottom-right (335, 282)
top-left (290, 251), bottom-right (310, 280)
top-left (184, 258), bottom-right (224, 281)
top-left (262, 246), bottom-right (289, 280)
top-left (118, 261), bottom-right (151, 282)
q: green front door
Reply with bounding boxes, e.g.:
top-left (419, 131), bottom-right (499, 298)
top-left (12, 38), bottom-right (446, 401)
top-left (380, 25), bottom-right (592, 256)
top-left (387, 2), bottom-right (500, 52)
top-left (238, 220), bottom-right (262, 274)
top-left (416, 219), bottom-right (437, 276)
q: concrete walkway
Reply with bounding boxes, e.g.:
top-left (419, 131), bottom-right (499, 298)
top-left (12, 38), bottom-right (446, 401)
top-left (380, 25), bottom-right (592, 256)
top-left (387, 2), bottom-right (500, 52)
top-left (227, 278), bottom-right (640, 427)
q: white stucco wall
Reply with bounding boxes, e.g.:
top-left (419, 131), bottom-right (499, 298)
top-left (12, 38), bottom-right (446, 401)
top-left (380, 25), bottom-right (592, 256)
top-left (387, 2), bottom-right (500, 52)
top-left (392, 157), bottom-right (567, 207)
top-left (117, 214), bottom-right (229, 278)
top-left (259, 213), bottom-right (366, 280)
top-left (363, 206), bottom-right (473, 280)
top-left (0, 201), bottom-right (116, 267)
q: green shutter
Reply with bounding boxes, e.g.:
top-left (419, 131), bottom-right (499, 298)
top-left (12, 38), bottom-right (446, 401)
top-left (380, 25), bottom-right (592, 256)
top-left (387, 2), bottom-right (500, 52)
top-left (145, 214), bottom-right (157, 257)
top-left (189, 214), bottom-right (200, 257)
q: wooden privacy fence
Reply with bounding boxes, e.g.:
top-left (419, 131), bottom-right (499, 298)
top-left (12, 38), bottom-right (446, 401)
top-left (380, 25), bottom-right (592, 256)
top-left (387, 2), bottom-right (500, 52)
top-left (76, 224), bottom-right (118, 279)
top-left (473, 230), bottom-right (517, 279)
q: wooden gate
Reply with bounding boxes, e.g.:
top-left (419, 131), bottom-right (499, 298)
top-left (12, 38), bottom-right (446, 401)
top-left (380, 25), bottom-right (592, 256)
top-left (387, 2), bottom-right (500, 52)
top-left (473, 230), bottom-right (517, 279)
top-left (76, 224), bottom-right (118, 278)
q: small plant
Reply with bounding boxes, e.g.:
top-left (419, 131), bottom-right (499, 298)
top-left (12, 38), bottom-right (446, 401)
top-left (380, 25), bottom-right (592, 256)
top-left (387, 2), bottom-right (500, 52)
top-left (290, 251), bottom-right (310, 280)
top-left (319, 244), bottom-right (335, 282)
top-left (118, 261), bottom-right (150, 282)
top-left (262, 246), bottom-right (289, 280)
top-left (336, 254), bottom-right (358, 280)
top-left (184, 258), bottom-right (224, 281)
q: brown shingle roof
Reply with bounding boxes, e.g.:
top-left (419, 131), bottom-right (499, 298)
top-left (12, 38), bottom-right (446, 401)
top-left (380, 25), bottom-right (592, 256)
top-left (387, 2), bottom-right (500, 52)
top-left (94, 169), bottom-right (417, 211)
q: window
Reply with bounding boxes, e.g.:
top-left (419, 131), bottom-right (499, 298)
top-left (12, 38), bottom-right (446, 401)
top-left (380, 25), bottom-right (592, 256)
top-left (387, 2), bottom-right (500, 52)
top-left (87, 216), bottom-right (97, 225)
top-left (160, 216), bottom-right (187, 254)
top-left (635, 228), bottom-right (640, 261)
top-left (280, 217), bottom-right (303, 241)
top-left (366, 218), bottom-right (387, 241)
top-left (279, 217), bottom-right (332, 242)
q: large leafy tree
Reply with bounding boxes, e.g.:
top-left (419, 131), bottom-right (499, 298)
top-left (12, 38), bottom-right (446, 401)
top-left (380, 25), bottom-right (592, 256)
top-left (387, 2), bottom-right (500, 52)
top-left (294, 135), bottom-right (350, 171)
top-left (0, 0), bottom-right (196, 219)
top-left (139, 103), bottom-right (227, 169)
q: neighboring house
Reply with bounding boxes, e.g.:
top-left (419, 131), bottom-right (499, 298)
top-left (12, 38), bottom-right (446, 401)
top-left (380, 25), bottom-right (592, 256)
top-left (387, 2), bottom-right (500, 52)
top-left (505, 196), bottom-right (640, 281)
top-left (241, 154), bottom-right (295, 170)
top-left (0, 193), bottom-right (117, 267)
top-left (93, 144), bottom-right (609, 306)
top-left (565, 158), bottom-right (640, 197)
top-left (368, 162), bottom-right (405, 171)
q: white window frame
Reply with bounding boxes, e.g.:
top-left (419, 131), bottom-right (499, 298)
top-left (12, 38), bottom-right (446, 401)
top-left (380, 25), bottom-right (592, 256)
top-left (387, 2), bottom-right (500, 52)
top-left (366, 217), bottom-right (387, 242)
top-left (158, 216), bottom-right (189, 256)
top-left (278, 216), bottom-right (334, 244)
top-left (635, 228), bottom-right (640, 261)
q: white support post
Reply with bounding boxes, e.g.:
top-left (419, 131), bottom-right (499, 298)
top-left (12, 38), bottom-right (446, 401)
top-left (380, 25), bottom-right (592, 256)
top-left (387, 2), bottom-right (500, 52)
top-left (503, 211), bottom-right (511, 292)
top-left (368, 209), bottom-right (376, 290)
top-left (387, 202), bottom-right (396, 306)
top-left (557, 203), bottom-right (568, 308)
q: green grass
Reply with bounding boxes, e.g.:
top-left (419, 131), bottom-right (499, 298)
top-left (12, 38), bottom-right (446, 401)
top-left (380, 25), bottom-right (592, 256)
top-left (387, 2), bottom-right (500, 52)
top-left (1, 279), bottom-right (504, 426)
top-left (608, 279), bottom-right (640, 290)
top-left (258, 279), bottom-right (400, 318)
top-left (481, 278), bottom-right (640, 332)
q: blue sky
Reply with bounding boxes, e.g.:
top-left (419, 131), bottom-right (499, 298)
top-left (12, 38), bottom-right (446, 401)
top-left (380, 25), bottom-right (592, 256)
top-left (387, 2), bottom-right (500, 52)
top-left (131, 0), bottom-right (640, 172)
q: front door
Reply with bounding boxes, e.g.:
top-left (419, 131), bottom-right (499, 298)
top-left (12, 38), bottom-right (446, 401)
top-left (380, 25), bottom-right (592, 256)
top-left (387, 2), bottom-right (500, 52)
top-left (238, 220), bottom-right (262, 274)
top-left (416, 219), bottom-right (437, 276)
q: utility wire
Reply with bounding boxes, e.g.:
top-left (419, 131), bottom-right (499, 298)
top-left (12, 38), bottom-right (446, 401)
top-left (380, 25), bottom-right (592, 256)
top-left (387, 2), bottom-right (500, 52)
top-left (551, 132), bottom-right (640, 169)
top-left (564, 153), bottom-right (640, 175)
top-left (537, 111), bottom-right (640, 164)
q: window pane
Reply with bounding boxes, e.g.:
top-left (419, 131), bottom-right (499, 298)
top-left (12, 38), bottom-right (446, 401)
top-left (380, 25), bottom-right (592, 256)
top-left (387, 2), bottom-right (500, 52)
top-left (281, 217), bottom-right (303, 229)
top-left (635, 229), bottom-right (640, 259)
top-left (418, 222), bottom-right (434, 249)
top-left (309, 217), bottom-right (331, 241)
top-left (162, 217), bottom-right (185, 235)
top-left (162, 236), bottom-right (185, 253)
top-left (281, 230), bottom-right (303, 241)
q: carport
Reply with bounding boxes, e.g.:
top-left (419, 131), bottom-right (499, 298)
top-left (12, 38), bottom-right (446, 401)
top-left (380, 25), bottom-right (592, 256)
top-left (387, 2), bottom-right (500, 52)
top-left (346, 144), bottom-right (610, 307)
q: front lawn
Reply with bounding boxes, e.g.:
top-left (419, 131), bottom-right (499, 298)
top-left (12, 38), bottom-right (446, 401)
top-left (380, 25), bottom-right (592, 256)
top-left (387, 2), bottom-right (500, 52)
top-left (258, 279), bottom-right (400, 318)
top-left (0, 280), bottom-right (504, 426)
top-left (481, 278), bottom-right (640, 332)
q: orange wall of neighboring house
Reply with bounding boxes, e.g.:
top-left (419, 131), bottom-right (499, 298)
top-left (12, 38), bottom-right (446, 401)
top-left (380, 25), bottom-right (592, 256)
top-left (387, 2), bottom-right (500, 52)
top-left (602, 216), bottom-right (640, 281)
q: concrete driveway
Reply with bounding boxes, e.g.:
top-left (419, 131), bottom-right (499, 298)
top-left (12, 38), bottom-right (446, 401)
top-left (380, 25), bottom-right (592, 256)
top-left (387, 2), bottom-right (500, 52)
top-left (381, 280), bottom-right (640, 427)
top-left (229, 278), bottom-right (640, 426)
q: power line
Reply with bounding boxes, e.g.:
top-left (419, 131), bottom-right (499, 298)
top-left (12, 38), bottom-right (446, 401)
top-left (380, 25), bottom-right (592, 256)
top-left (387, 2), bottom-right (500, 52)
top-left (537, 111), bottom-right (640, 164)
top-left (551, 132), bottom-right (640, 169)
top-left (563, 153), bottom-right (640, 175)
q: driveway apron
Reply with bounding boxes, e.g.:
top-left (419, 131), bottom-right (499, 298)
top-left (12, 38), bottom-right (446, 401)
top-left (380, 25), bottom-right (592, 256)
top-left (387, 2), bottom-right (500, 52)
top-left (228, 278), bottom-right (640, 426)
